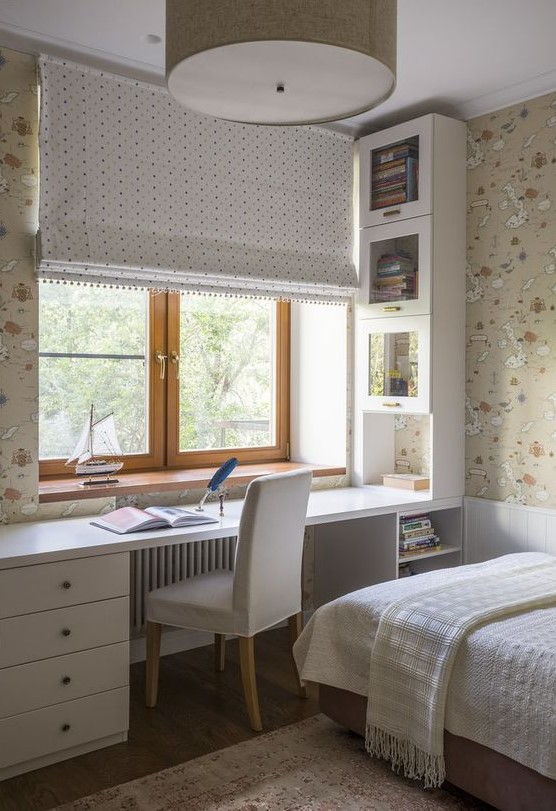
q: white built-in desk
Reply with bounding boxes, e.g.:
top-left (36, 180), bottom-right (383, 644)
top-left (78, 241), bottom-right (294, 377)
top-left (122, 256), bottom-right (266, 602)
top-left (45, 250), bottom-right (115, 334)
top-left (0, 486), bottom-right (450, 569)
top-left (0, 487), bottom-right (462, 779)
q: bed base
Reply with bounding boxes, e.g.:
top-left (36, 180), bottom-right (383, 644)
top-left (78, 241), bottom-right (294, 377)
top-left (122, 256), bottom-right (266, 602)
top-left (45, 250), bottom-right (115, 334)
top-left (319, 684), bottom-right (556, 811)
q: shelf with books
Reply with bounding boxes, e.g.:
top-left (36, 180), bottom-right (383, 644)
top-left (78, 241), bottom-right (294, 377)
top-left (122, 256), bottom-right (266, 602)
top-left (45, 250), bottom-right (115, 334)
top-left (353, 114), bottom-right (466, 501)
top-left (358, 116), bottom-right (434, 228)
top-left (357, 216), bottom-right (431, 318)
top-left (371, 137), bottom-right (419, 212)
top-left (398, 509), bottom-right (439, 557)
top-left (396, 504), bottom-right (463, 574)
top-left (398, 545), bottom-right (462, 565)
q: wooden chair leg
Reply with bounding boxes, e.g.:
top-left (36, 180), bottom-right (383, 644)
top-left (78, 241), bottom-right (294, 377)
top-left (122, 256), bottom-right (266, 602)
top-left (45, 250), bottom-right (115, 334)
top-left (288, 612), bottom-right (307, 698)
top-left (145, 621), bottom-right (162, 708)
top-left (215, 633), bottom-right (226, 672)
top-left (238, 635), bottom-right (262, 732)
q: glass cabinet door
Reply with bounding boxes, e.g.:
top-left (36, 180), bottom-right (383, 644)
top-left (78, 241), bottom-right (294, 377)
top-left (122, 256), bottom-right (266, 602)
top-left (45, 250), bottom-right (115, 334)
top-left (357, 316), bottom-right (430, 413)
top-left (358, 116), bottom-right (433, 228)
top-left (358, 216), bottom-right (431, 317)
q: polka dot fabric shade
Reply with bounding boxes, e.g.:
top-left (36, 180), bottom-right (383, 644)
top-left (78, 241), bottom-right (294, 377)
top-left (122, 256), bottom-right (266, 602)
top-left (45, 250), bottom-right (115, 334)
top-left (38, 56), bottom-right (357, 302)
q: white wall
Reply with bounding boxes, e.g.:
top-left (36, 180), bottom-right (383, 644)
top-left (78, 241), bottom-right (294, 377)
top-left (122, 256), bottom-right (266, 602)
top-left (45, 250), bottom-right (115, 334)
top-left (290, 303), bottom-right (348, 467)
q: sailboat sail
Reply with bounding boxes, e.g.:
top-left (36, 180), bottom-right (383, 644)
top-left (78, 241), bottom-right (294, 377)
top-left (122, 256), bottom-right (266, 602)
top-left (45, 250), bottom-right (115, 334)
top-left (67, 418), bottom-right (92, 465)
top-left (90, 413), bottom-right (123, 458)
top-left (66, 407), bottom-right (123, 467)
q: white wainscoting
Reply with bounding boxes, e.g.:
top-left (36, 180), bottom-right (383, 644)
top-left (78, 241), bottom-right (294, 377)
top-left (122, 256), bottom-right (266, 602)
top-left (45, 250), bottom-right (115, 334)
top-left (465, 496), bottom-right (556, 563)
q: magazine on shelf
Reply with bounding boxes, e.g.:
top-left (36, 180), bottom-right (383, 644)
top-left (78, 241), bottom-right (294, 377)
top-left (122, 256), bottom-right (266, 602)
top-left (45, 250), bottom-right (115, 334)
top-left (91, 506), bottom-right (218, 534)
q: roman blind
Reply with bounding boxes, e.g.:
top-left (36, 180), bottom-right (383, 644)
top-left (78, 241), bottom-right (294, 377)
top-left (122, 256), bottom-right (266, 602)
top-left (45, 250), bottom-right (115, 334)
top-left (37, 56), bottom-right (357, 302)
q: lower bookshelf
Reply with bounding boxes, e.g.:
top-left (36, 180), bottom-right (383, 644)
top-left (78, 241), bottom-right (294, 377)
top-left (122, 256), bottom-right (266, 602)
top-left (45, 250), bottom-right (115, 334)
top-left (313, 497), bottom-right (463, 607)
top-left (399, 544), bottom-right (461, 564)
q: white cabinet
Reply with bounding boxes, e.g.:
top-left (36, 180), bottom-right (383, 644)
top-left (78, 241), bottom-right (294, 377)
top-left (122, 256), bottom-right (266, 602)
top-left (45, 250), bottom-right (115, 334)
top-left (354, 113), bottom-right (466, 501)
top-left (313, 498), bottom-right (463, 607)
top-left (0, 552), bottom-right (130, 780)
top-left (358, 115), bottom-right (433, 228)
top-left (357, 315), bottom-right (430, 414)
top-left (358, 215), bottom-right (431, 317)
top-left (397, 504), bottom-right (463, 577)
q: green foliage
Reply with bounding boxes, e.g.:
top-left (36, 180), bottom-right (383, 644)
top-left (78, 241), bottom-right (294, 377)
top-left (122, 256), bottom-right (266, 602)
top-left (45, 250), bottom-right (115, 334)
top-left (179, 295), bottom-right (273, 451)
top-left (38, 286), bottom-right (274, 460)
top-left (39, 285), bottom-right (148, 458)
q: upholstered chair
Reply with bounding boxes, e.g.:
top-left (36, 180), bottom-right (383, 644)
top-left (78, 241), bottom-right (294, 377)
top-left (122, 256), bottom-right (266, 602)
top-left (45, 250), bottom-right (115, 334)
top-left (145, 469), bottom-right (312, 731)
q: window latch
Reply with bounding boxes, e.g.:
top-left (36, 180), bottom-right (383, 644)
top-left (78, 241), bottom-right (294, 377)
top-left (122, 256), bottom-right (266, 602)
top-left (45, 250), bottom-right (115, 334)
top-left (155, 351), bottom-right (167, 380)
top-left (170, 350), bottom-right (180, 380)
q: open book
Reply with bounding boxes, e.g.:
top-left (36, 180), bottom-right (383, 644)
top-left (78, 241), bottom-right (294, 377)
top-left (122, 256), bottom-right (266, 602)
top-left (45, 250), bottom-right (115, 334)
top-left (91, 506), bottom-right (218, 534)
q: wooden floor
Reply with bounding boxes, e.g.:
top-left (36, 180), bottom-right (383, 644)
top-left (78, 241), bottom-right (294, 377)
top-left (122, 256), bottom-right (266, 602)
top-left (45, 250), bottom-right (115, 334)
top-left (0, 628), bottom-right (319, 811)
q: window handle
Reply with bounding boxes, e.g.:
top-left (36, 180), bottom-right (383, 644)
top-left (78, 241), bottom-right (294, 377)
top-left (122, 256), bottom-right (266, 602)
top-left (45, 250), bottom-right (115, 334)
top-left (170, 350), bottom-right (180, 380)
top-left (155, 351), bottom-right (167, 380)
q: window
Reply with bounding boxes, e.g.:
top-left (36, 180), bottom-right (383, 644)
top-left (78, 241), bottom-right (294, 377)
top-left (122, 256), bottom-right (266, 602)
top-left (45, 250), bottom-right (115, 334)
top-left (38, 287), bottom-right (289, 476)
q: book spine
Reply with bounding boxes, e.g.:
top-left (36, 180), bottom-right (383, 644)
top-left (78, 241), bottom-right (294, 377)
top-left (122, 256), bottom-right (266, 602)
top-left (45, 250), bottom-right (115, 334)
top-left (401, 529), bottom-right (436, 541)
top-left (372, 145), bottom-right (419, 165)
top-left (400, 519), bottom-right (432, 531)
top-left (400, 512), bottom-right (431, 522)
top-left (400, 536), bottom-right (438, 549)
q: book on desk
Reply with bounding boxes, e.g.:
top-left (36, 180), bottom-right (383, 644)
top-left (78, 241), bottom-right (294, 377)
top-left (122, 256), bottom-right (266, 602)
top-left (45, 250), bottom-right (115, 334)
top-left (91, 506), bottom-right (218, 535)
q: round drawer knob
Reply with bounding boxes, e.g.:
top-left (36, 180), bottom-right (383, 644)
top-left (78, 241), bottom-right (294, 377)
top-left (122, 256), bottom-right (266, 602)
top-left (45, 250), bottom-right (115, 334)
top-left (62, 581), bottom-right (72, 590)
top-left (62, 676), bottom-right (71, 685)
top-left (61, 723), bottom-right (71, 732)
top-left (61, 628), bottom-right (72, 637)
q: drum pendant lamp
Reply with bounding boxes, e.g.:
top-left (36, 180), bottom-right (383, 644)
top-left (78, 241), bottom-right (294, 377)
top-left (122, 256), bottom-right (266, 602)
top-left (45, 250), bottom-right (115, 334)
top-left (166, 0), bottom-right (397, 125)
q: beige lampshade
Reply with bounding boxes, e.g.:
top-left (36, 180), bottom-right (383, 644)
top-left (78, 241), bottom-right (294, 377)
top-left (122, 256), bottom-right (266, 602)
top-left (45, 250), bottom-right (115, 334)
top-left (166, 0), bottom-right (396, 125)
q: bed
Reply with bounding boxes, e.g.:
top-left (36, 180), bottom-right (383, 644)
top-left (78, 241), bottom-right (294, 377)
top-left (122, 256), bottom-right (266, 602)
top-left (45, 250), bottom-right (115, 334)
top-left (294, 553), bottom-right (556, 811)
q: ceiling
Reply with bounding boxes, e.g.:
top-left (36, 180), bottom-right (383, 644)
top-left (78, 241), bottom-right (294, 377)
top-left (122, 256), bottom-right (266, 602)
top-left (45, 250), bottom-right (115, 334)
top-left (1, 0), bottom-right (556, 136)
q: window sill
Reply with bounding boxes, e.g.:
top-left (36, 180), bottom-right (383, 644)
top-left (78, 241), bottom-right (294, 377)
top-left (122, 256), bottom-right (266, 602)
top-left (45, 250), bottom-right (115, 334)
top-left (38, 462), bottom-right (347, 504)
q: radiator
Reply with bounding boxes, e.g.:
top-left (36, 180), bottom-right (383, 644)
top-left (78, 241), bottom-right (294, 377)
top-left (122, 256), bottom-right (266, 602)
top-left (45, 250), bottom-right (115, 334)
top-left (129, 537), bottom-right (237, 637)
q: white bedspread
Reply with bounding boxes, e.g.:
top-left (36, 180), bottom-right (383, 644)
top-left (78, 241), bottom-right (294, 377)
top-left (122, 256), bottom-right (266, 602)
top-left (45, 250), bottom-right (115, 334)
top-left (293, 553), bottom-right (556, 780)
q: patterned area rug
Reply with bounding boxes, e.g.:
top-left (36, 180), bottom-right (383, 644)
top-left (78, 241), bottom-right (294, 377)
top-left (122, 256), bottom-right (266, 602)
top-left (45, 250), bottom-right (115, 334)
top-left (55, 715), bottom-right (490, 810)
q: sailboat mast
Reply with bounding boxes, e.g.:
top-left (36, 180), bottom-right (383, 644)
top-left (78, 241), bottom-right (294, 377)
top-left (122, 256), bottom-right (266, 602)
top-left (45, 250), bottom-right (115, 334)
top-left (89, 404), bottom-right (94, 458)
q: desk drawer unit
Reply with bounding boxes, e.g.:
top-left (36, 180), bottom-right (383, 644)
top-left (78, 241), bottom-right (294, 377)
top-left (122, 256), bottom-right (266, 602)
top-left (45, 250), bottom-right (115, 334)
top-left (0, 553), bottom-right (128, 617)
top-left (0, 687), bottom-right (129, 771)
top-left (0, 642), bottom-right (129, 719)
top-left (0, 596), bottom-right (129, 668)
top-left (0, 552), bottom-right (130, 780)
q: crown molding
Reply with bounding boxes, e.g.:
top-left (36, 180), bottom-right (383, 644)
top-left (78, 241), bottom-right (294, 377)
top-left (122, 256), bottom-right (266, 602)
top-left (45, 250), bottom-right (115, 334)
top-left (0, 22), bottom-right (165, 86)
top-left (455, 67), bottom-right (556, 121)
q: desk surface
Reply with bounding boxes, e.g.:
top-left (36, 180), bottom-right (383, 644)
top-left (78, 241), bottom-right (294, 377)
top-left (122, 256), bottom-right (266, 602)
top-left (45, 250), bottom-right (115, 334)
top-left (0, 487), bottom-right (461, 570)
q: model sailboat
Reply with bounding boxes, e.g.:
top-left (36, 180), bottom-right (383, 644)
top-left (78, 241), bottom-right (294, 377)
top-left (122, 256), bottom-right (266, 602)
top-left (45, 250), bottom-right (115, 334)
top-left (66, 405), bottom-right (124, 485)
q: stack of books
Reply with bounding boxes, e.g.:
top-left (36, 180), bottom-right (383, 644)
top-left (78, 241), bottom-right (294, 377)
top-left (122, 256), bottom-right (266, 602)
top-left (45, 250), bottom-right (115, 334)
top-left (372, 250), bottom-right (417, 302)
top-left (399, 512), bottom-right (441, 557)
top-left (371, 140), bottom-right (419, 210)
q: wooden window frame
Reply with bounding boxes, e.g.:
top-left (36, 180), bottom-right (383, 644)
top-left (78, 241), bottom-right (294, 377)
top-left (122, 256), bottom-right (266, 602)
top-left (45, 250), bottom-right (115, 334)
top-left (39, 292), bottom-right (290, 477)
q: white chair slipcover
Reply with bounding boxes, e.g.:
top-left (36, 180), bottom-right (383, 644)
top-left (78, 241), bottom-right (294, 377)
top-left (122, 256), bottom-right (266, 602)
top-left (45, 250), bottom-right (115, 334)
top-left (145, 468), bottom-right (312, 730)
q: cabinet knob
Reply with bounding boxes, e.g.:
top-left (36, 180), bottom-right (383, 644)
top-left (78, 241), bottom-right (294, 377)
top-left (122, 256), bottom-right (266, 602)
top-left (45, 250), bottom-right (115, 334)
top-left (382, 208), bottom-right (401, 217)
top-left (382, 306), bottom-right (401, 312)
top-left (382, 402), bottom-right (401, 407)
top-left (62, 676), bottom-right (71, 685)
top-left (61, 628), bottom-right (72, 637)
top-left (61, 723), bottom-right (71, 732)
top-left (62, 580), bottom-right (72, 590)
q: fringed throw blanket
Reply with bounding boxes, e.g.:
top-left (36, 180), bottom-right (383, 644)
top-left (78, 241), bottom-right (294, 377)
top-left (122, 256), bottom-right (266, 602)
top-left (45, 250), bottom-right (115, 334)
top-left (365, 555), bottom-right (556, 787)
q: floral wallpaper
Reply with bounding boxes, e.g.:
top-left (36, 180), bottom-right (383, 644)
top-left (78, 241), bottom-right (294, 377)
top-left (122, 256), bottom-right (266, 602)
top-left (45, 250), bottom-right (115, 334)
top-left (0, 47), bottom-right (40, 523)
top-left (394, 415), bottom-right (430, 476)
top-left (466, 92), bottom-right (556, 506)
